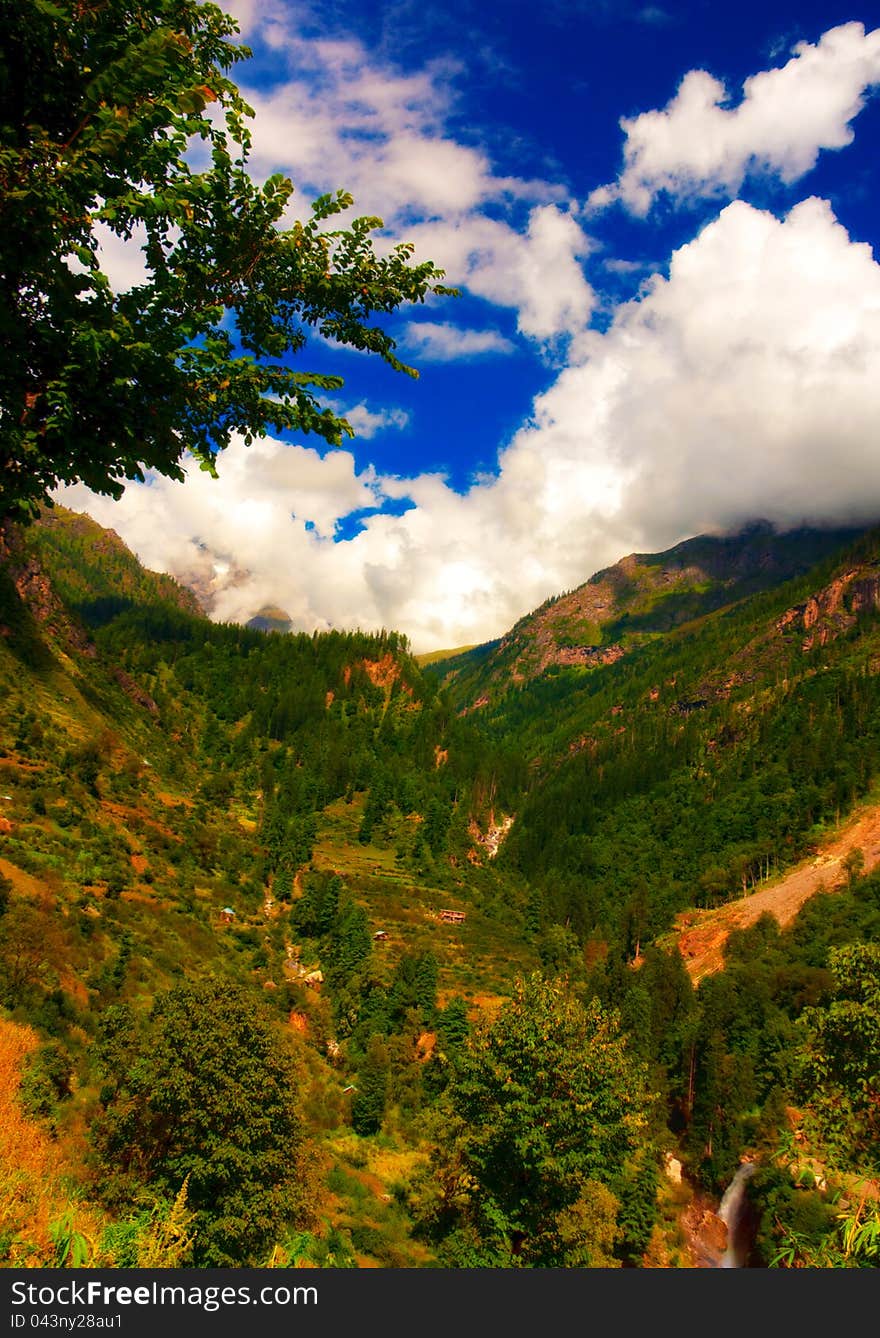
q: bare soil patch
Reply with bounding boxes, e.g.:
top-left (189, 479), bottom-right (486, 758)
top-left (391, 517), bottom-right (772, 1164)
top-left (675, 801), bottom-right (880, 982)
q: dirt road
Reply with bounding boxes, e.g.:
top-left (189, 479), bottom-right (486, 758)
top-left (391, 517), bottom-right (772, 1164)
top-left (674, 802), bottom-right (880, 983)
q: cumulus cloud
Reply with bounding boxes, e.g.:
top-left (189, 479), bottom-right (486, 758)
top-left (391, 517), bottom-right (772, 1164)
top-left (222, 20), bottom-right (594, 342)
top-left (240, 50), bottom-right (500, 221)
top-left (58, 198), bottom-right (880, 652)
top-left (509, 198), bottom-right (880, 552)
top-left (75, 2), bottom-right (594, 344)
top-left (405, 207), bottom-right (595, 341)
top-left (400, 321), bottom-right (515, 361)
top-left (332, 401), bottom-right (410, 438)
top-left (591, 22), bottom-right (880, 215)
top-left (58, 439), bottom-right (385, 630)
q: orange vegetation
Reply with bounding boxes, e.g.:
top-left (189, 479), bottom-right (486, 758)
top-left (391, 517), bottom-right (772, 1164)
top-left (361, 654), bottom-right (400, 689)
top-left (100, 799), bottom-right (180, 843)
top-left (0, 1017), bottom-right (106, 1266)
top-left (0, 857), bottom-right (52, 901)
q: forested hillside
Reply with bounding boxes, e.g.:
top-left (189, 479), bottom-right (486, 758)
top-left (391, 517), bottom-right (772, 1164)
top-left (431, 523), bottom-right (865, 704)
top-left (436, 526), bottom-right (880, 946)
top-left (1, 509), bottom-right (878, 1268)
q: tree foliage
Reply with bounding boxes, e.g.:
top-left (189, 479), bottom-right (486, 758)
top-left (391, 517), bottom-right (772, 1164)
top-left (92, 978), bottom-right (311, 1265)
top-left (351, 1033), bottom-right (390, 1137)
top-left (0, 0), bottom-right (453, 518)
top-left (798, 942), bottom-right (880, 1169)
top-left (412, 973), bottom-right (652, 1265)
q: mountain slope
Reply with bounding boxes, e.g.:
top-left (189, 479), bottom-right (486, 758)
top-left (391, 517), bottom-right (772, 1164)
top-left (0, 505), bottom-right (538, 1264)
top-left (438, 521), bottom-right (880, 956)
top-left (670, 795), bottom-right (880, 982)
top-left (3, 505), bottom-right (201, 622)
top-left (430, 522), bottom-right (867, 710)
top-left (2, 505), bottom-right (880, 1269)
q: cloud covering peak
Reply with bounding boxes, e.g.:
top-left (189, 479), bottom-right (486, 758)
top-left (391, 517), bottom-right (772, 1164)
top-left (60, 196), bottom-right (880, 651)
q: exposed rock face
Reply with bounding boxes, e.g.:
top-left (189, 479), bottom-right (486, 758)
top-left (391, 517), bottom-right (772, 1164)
top-left (445, 523), bottom-right (867, 708)
top-left (112, 668), bottom-right (159, 716)
top-left (680, 1197), bottom-right (729, 1268)
top-left (664, 1153), bottom-right (683, 1185)
top-left (343, 654), bottom-right (412, 696)
top-left (777, 568), bottom-right (880, 651)
top-left (415, 1032), bottom-right (436, 1061)
top-left (459, 694), bottom-right (489, 716)
top-left (9, 554), bottom-right (97, 658)
top-left (1, 517), bottom-right (165, 715)
top-left (467, 812), bottom-right (514, 863)
top-left (553, 642), bottom-right (626, 669)
top-left (361, 653), bottom-right (401, 689)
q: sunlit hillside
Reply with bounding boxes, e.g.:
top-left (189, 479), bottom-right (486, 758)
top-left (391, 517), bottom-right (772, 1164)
top-left (1, 508), bottom-right (878, 1268)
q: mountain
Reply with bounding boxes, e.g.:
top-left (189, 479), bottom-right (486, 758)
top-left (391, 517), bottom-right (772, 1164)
top-left (430, 521), bottom-right (867, 709)
top-left (460, 519), bottom-right (880, 939)
top-left (1, 505), bottom-right (878, 1270)
top-left (0, 504), bottom-right (200, 627)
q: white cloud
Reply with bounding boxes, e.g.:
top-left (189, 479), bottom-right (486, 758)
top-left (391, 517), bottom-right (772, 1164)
top-left (70, 6), bottom-right (594, 343)
top-left (222, 0), bottom-right (274, 37)
top-left (336, 401), bottom-right (410, 438)
top-left (637, 6), bottom-right (672, 25)
top-left (503, 196), bottom-right (880, 552)
top-left (405, 207), bottom-right (595, 341)
top-left (602, 257), bottom-right (646, 275)
top-left (222, 19), bottom-right (593, 341)
top-left (401, 321), bottom-right (515, 361)
top-left (57, 197), bottom-right (880, 652)
top-left (92, 222), bottom-right (151, 293)
top-left (49, 11), bottom-right (880, 653)
top-left (591, 22), bottom-right (880, 215)
top-left (242, 59), bottom-right (498, 221)
top-left (66, 221), bottom-right (154, 296)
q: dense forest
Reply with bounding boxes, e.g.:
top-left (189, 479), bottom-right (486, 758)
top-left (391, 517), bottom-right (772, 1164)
top-left (1, 506), bottom-right (878, 1269)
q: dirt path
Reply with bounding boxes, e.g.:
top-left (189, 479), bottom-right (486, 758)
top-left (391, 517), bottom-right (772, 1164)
top-left (675, 801), bottom-right (880, 983)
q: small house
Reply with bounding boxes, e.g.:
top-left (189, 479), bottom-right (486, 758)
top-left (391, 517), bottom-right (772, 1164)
top-left (219, 906), bottom-right (236, 924)
top-left (373, 930), bottom-right (389, 941)
top-left (439, 909), bottom-right (466, 924)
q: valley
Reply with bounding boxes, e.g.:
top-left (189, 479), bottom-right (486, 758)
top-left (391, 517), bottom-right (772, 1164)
top-left (1, 507), bottom-right (878, 1269)
top-left (5, 0), bottom-right (880, 1285)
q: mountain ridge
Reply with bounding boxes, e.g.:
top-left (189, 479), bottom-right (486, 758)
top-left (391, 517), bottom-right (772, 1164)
top-left (428, 521), bottom-right (871, 710)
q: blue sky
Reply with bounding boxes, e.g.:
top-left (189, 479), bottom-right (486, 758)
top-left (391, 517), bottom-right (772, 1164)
top-left (62, 1), bottom-right (880, 650)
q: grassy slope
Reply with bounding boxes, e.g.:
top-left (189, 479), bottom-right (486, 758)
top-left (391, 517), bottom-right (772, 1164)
top-left (0, 511), bottom-right (535, 1266)
top-left (0, 1017), bottom-right (108, 1267)
top-left (414, 644), bottom-right (478, 667)
top-left (309, 793), bottom-right (532, 1004)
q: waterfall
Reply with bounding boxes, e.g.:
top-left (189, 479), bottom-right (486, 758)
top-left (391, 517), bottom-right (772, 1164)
top-left (718, 1162), bottom-right (755, 1267)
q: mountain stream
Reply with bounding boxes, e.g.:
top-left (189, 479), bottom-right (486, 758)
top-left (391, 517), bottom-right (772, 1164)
top-left (717, 1163), bottom-right (756, 1267)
